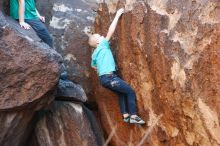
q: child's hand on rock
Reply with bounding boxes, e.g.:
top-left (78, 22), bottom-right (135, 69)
top-left (39, 16), bottom-right (45, 23)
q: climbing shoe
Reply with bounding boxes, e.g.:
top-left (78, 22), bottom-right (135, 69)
top-left (123, 116), bottom-right (130, 123)
top-left (130, 116), bottom-right (145, 124)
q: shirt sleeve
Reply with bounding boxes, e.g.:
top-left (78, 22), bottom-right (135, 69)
top-left (100, 38), bottom-right (110, 49)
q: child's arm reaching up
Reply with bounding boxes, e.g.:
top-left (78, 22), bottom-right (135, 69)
top-left (105, 8), bottom-right (124, 41)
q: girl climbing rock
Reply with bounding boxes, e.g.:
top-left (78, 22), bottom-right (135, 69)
top-left (88, 8), bottom-right (145, 124)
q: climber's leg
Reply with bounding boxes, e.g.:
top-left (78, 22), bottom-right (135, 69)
top-left (99, 74), bottom-right (145, 124)
top-left (115, 92), bottom-right (129, 115)
top-left (99, 74), bottom-right (128, 114)
top-left (115, 92), bottom-right (130, 122)
top-left (25, 19), bottom-right (53, 48)
top-left (99, 74), bottom-right (137, 115)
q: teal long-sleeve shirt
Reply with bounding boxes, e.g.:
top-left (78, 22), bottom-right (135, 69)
top-left (91, 38), bottom-right (116, 76)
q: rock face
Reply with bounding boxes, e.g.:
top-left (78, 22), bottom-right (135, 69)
top-left (56, 79), bottom-right (88, 102)
top-left (30, 101), bottom-right (104, 146)
top-left (0, 110), bottom-right (36, 146)
top-left (0, 0), bottom-right (107, 145)
top-left (0, 0), bottom-right (9, 15)
top-left (0, 2), bottom-right (105, 146)
top-left (36, 0), bottom-right (96, 97)
top-left (55, 64), bottom-right (88, 102)
top-left (91, 0), bottom-right (220, 146)
top-left (0, 8), bottom-right (104, 146)
top-left (2, 0), bottom-right (219, 145)
top-left (0, 11), bottom-right (62, 146)
top-left (0, 12), bottom-right (61, 110)
top-left (0, 0), bottom-right (96, 96)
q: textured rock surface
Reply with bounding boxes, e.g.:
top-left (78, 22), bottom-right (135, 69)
top-left (0, 11), bottom-right (62, 146)
top-left (0, 12), bottom-right (62, 110)
top-left (30, 101), bottom-right (104, 146)
top-left (56, 79), bottom-right (88, 102)
top-left (55, 64), bottom-right (88, 102)
top-left (0, 0), bottom-right (9, 15)
top-left (36, 0), bottom-right (96, 97)
top-left (0, 110), bottom-right (35, 146)
top-left (1, 0), bottom-right (96, 95)
top-left (91, 0), bottom-right (220, 146)
top-left (0, 2), bottom-right (106, 146)
top-left (1, 2), bottom-right (104, 146)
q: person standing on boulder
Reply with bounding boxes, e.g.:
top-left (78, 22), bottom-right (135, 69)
top-left (88, 8), bottom-right (145, 124)
top-left (10, 0), bottom-right (53, 48)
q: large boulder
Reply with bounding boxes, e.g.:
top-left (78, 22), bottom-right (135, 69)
top-left (0, 11), bottom-right (62, 146)
top-left (0, 1), bottom-right (105, 146)
top-left (29, 101), bottom-right (104, 146)
top-left (91, 0), bottom-right (220, 146)
top-left (36, 0), bottom-right (97, 97)
top-left (0, 12), bottom-right (62, 110)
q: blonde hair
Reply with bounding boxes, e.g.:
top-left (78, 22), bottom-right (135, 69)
top-left (88, 34), bottom-right (96, 47)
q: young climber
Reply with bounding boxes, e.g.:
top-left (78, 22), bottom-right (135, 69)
top-left (88, 8), bottom-right (145, 124)
top-left (10, 0), bottom-right (53, 48)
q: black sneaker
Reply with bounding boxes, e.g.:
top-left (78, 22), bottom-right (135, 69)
top-left (123, 116), bottom-right (130, 123)
top-left (130, 116), bottom-right (145, 124)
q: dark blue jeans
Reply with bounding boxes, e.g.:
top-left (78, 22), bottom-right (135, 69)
top-left (99, 74), bottom-right (137, 115)
top-left (25, 19), bottom-right (53, 48)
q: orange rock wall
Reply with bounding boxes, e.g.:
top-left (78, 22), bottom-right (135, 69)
top-left (91, 0), bottom-right (220, 145)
